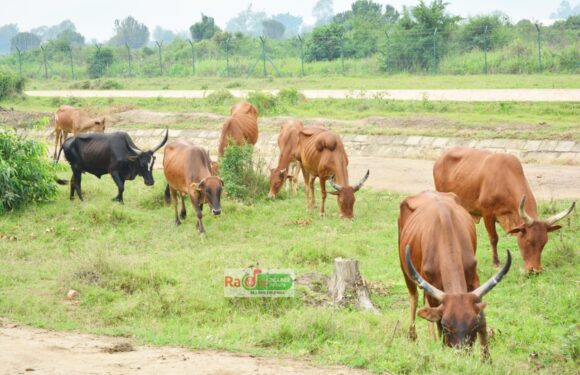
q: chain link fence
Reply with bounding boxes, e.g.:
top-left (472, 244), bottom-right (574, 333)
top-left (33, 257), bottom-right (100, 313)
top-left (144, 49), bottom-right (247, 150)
top-left (1, 25), bottom-right (578, 81)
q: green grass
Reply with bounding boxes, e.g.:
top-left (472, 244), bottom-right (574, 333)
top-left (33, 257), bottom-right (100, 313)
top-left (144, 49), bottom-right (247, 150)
top-left (4, 95), bottom-right (579, 141)
top-left (24, 74), bottom-right (580, 91)
top-left (0, 167), bottom-right (578, 374)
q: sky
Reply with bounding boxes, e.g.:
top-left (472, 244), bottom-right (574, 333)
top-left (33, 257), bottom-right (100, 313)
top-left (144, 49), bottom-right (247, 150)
top-left (0, 0), bottom-right (575, 42)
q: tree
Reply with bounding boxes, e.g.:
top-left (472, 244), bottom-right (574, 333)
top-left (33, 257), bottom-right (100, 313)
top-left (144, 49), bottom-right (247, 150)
top-left (313, 0), bottom-right (334, 26)
top-left (10, 32), bottom-right (41, 52)
top-left (56, 29), bottom-right (85, 46)
top-left (306, 23), bottom-right (344, 61)
top-left (272, 13), bottom-right (303, 37)
top-left (550, 1), bottom-right (580, 19)
top-left (111, 16), bottom-right (149, 48)
top-left (31, 20), bottom-right (76, 41)
top-left (0, 24), bottom-right (18, 55)
top-left (226, 5), bottom-right (267, 36)
top-left (153, 26), bottom-right (178, 43)
top-left (459, 15), bottom-right (509, 51)
top-left (384, 5), bottom-right (400, 23)
top-left (87, 48), bottom-right (114, 78)
top-left (262, 19), bottom-right (285, 39)
top-left (190, 14), bottom-right (221, 41)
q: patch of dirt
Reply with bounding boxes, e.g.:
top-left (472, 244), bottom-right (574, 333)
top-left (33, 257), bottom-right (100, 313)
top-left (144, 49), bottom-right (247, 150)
top-left (0, 318), bottom-right (371, 375)
top-left (0, 107), bottom-right (52, 128)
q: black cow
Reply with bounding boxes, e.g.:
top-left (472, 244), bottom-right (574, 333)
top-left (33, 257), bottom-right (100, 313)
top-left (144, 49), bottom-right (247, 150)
top-left (62, 130), bottom-right (168, 203)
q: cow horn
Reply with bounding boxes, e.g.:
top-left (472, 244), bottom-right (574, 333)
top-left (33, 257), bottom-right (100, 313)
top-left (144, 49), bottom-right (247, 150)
top-left (353, 169), bottom-right (370, 192)
top-left (472, 250), bottom-right (512, 299)
top-left (329, 175), bottom-right (343, 192)
top-left (151, 128), bottom-right (169, 153)
top-left (519, 195), bottom-right (534, 226)
top-left (405, 245), bottom-right (445, 302)
top-left (544, 201), bottom-right (575, 226)
top-left (128, 144), bottom-right (142, 155)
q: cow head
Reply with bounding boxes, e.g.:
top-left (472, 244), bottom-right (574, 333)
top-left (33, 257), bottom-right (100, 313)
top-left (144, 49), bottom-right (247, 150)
top-left (128, 129), bottom-right (169, 186)
top-left (93, 117), bottom-right (106, 133)
top-left (192, 176), bottom-right (224, 215)
top-left (231, 102), bottom-right (259, 118)
top-left (268, 167), bottom-right (293, 198)
top-left (328, 170), bottom-right (370, 219)
top-left (405, 245), bottom-right (511, 348)
top-left (508, 195), bottom-right (575, 273)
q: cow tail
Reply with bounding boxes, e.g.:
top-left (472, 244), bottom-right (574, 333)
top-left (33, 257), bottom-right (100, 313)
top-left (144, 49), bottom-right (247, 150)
top-left (164, 184), bottom-right (171, 205)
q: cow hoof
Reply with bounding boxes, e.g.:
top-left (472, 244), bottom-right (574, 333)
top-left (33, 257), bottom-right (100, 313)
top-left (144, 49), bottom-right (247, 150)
top-left (319, 212), bottom-right (326, 217)
top-left (180, 213), bottom-right (187, 220)
top-left (492, 261), bottom-right (501, 268)
top-left (175, 220), bottom-right (181, 226)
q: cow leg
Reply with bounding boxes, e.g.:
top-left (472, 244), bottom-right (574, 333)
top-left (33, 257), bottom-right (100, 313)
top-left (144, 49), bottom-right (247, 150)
top-left (319, 177), bottom-right (327, 217)
top-left (425, 296), bottom-right (438, 340)
top-left (478, 314), bottom-right (490, 361)
top-left (180, 193), bottom-right (187, 219)
top-left (301, 167), bottom-right (311, 209)
top-left (110, 171), bottom-right (125, 203)
top-left (308, 175), bottom-right (316, 209)
top-left (403, 275), bottom-right (418, 341)
top-left (53, 129), bottom-right (60, 160)
top-left (289, 161), bottom-right (300, 197)
top-left (483, 214), bottom-right (500, 267)
top-left (172, 189), bottom-right (181, 225)
top-left (72, 170), bottom-right (83, 201)
top-left (188, 193), bottom-right (205, 234)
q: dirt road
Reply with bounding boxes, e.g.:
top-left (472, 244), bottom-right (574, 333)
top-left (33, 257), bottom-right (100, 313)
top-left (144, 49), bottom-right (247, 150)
top-left (0, 319), bottom-right (369, 375)
top-left (25, 89), bottom-right (580, 101)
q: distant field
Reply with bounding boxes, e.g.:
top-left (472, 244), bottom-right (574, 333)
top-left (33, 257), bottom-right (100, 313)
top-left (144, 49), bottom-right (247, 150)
top-left (0, 171), bottom-right (577, 374)
top-left (25, 74), bottom-right (580, 91)
top-left (3, 95), bottom-right (578, 141)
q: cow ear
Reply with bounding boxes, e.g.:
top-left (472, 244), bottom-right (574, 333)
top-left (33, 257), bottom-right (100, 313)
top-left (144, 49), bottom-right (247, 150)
top-left (418, 307), bottom-right (443, 322)
top-left (128, 155), bottom-right (138, 161)
top-left (190, 183), bottom-right (202, 192)
top-left (508, 225), bottom-right (526, 235)
top-left (547, 225), bottom-right (562, 233)
top-left (328, 191), bottom-right (339, 196)
top-left (475, 302), bottom-right (487, 313)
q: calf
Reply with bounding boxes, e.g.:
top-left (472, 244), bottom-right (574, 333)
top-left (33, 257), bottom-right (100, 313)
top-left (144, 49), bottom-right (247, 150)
top-left (54, 105), bottom-right (106, 161)
top-left (268, 120), bottom-right (304, 198)
top-left (163, 140), bottom-right (223, 234)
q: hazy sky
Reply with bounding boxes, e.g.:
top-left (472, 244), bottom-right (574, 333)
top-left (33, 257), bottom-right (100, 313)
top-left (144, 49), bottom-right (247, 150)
top-left (0, 0), bottom-right (573, 42)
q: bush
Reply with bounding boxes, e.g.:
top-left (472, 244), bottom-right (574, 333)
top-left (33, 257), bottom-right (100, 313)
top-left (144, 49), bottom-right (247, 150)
top-left (206, 89), bottom-right (234, 105)
top-left (0, 130), bottom-right (59, 213)
top-left (246, 91), bottom-right (279, 115)
top-left (0, 66), bottom-right (25, 100)
top-left (87, 48), bottom-right (114, 79)
top-left (277, 87), bottom-right (304, 105)
top-left (219, 144), bottom-right (268, 204)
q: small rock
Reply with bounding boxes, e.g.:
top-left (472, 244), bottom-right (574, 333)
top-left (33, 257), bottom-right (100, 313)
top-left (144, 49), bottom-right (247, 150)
top-left (67, 289), bottom-right (79, 300)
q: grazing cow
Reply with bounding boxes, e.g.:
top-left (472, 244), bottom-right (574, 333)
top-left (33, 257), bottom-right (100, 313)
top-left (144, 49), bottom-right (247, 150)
top-left (62, 130), bottom-right (168, 203)
top-left (298, 127), bottom-right (369, 218)
top-left (163, 140), bottom-right (223, 234)
top-left (54, 105), bottom-right (106, 161)
top-left (218, 102), bottom-right (259, 156)
top-left (268, 120), bottom-right (304, 198)
top-left (433, 147), bottom-right (575, 272)
top-left (398, 191), bottom-right (511, 358)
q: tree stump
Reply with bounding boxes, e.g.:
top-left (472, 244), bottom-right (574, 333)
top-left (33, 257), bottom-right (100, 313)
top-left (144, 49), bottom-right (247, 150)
top-left (327, 258), bottom-right (378, 313)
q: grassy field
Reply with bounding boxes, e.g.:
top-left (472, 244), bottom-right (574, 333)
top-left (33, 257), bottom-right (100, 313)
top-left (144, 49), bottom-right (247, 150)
top-left (24, 74), bottom-right (580, 91)
top-left (3, 95), bottom-right (579, 141)
top-left (0, 167), bottom-right (578, 374)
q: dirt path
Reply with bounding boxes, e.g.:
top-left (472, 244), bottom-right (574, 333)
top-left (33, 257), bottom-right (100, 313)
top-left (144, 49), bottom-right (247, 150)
top-left (25, 89), bottom-right (580, 101)
top-left (0, 319), bottom-right (369, 375)
top-left (348, 157), bottom-right (580, 200)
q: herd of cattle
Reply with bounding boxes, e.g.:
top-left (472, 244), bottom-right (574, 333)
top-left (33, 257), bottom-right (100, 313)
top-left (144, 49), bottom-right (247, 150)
top-left (52, 102), bottom-right (575, 358)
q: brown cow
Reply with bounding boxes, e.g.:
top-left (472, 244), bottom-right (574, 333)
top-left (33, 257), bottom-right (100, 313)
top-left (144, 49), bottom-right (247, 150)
top-left (298, 127), bottom-right (369, 218)
top-left (433, 147), bottom-right (575, 272)
top-left (399, 191), bottom-right (511, 359)
top-left (53, 105), bottom-right (106, 161)
top-left (268, 120), bottom-right (304, 198)
top-left (163, 140), bottom-right (223, 234)
top-left (218, 102), bottom-right (259, 156)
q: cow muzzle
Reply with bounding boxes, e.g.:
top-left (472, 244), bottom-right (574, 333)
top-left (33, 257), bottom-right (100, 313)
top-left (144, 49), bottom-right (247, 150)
top-left (212, 208), bottom-right (222, 216)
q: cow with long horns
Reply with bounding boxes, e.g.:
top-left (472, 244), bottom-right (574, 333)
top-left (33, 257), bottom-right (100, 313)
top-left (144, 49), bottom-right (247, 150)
top-left (398, 191), bottom-right (511, 359)
top-left (163, 140), bottom-right (223, 234)
top-left (298, 127), bottom-right (369, 218)
top-left (434, 147), bottom-right (575, 272)
top-left (62, 130), bottom-right (168, 203)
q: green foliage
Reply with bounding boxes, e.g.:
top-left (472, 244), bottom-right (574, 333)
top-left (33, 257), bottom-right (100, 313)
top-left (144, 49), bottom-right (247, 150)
top-left (0, 24), bottom-right (19, 55)
top-left (0, 130), bottom-right (58, 213)
top-left (459, 15), bottom-right (510, 51)
top-left (111, 16), bottom-right (149, 48)
top-left (246, 91), bottom-right (279, 114)
top-left (190, 14), bottom-right (221, 41)
top-left (0, 66), bottom-right (24, 99)
top-left (55, 29), bottom-right (85, 46)
top-left (206, 89), bottom-right (234, 105)
top-left (220, 144), bottom-right (268, 204)
top-left (10, 32), bottom-right (41, 52)
top-left (306, 23), bottom-right (344, 61)
top-left (87, 48), bottom-right (114, 79)
top-left (262, 19), bottom-right (285, 40)
top-left (276, 87), bottom-right (303, 105)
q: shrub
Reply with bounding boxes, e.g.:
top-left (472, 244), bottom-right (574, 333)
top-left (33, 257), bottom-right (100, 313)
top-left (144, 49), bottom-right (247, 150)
top-left (246, 91), bottom-right (279, 115)
top-left (277, 87), bottom-right (304, 105)
top-left (206, 89), bottom-right (234, 105)
top-left (219, 144), bottom-right (268, 204)
top-left (0, 130), bottom-right (59, 213)
top-left (0, 66), bottom-right (25, 100)
top-left (87, 48), bottom-right (114, 79)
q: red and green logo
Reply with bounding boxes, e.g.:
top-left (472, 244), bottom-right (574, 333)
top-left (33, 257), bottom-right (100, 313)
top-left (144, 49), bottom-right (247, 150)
top-left (225, 268), bottom-right (294, 297)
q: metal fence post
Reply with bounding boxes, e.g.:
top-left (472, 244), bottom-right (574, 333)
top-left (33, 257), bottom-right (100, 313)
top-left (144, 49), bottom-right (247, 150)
top-left (385, 30), bottom-right (391, 74)
top-left (340, 34), bottom-right (345, 75)
top-left (40, 45), bottom-right (48, 79)
top-left (155, 41), bottom-right (163, 75)
top-left (68, 46), bottom-right (75, 79)
top-left (225, 36), bottom-right (230, 77)
top-left (260, 36), bottom-right (267, 78)
top-left (432, 28), bottom-right (438, 74)
top-left (125, 42), bottom-right (132, 77)
top-left (483, 25), bottom-right (488, 75)
top-left (187, 40), bottom-right (195, 76)
top-left (15, 47), bottom-right (22, 76)
top-left (535, 24), bottom-right (542, 72)
top-left (298, 35), bottom-right (305, 76)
